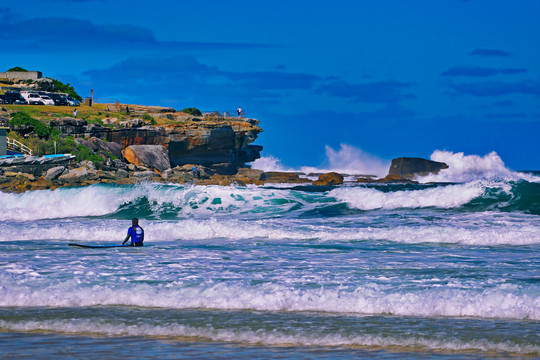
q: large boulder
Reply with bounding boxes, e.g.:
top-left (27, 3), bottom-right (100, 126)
top-left (313, 172), bottom-right (344, 186)
top-left (122, 145), bottom-right (170, 173)
top-left (49, 118), bottom-right (87, 135)
top-left (388, 157), bottom-right (448, 180)
top-left (58, 167), bottom-right (98, 183)
top-left (99, 138), bottom-right (122, 158)
top-left (43, 166), bottom-right (66, 181)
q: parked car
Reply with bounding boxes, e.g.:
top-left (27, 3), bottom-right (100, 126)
top-left (21, 92), bottom-right (45, 105)
top-left (2, 92), bottom-right (28, 104)
top-left (39, 95), bottom-right (56, 106)
top-left (65, 95), bottom-right (81, 106)
top-left (48, 93), bottom-right (70, 106)
top-left (0, 94), bottom-right (10, 104)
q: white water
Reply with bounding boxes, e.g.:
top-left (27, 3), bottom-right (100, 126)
top-left (417, 150), bottom-right (540, 183)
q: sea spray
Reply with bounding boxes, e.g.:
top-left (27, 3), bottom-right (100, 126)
top-left (417, 150), bottom-right (540, 183)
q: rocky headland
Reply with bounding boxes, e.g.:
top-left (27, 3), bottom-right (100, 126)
top-left (0, 105), bottom-right (450, 192)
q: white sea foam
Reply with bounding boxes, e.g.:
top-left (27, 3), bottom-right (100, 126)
top-left (1, 215), bottom-right (538, 246)
top-left (0, 185), bottom-right (132, 221)
top-left (1, 281), bottom-right (538, 321)
top-left (0, 319), bottom-right (537, 354)
top-left (0, 183), bottom-right (310, 221)
top-left (417, 150), bottom-right (540, 183)
top-left (329, 181), bottom-right (487, 210)
top-left (0, 178), bottom-right (509, 222)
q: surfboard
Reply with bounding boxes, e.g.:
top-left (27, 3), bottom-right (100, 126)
top-left (68, 243), bottom-right (131, 248)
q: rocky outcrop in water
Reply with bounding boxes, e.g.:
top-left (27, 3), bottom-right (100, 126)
top-left (388, 157), bottom-right (448, 179)
top-left (313, 172), bottom-right (344, 186)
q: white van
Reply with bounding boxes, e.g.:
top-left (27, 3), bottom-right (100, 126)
top-left (21, 91), bottom-right (45, 105)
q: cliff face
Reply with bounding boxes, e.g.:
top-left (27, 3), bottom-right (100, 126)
top-left (49, 117), bottom-right (263, 173)
top-left (165, 121), bottom-right (262, 172)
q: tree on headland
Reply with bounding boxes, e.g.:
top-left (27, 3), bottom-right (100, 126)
top-left (35, 78), bottom-right (82, 101)
top-left (7, 66), bottom-right (28, 72)
top-left (181, 107), bottom-right (202, 116)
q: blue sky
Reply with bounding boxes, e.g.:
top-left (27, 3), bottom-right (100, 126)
top-left (1, 0), bottom-right (539, 170)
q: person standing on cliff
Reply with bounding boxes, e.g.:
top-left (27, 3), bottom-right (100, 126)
top-left (237, 107), bottom-right (242, 117)
top-left (192, 165), bottom-right (198, 179)
top-left (122, 218), bottom-right (144, 247)
top-left (73, 109), bottom-right (78, 118)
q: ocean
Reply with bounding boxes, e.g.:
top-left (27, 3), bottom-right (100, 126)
top-left (0, 154), bottom-right (539, 359)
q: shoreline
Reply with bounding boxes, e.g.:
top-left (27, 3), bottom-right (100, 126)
top-left (0, 161), bottom-right (425, 193)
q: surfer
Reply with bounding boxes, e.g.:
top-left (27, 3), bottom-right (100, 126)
top-left (122, 218), bottom-right (144, 247)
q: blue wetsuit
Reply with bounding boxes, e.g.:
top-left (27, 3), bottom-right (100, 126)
top-left (127, 226), bottom-right (144, 246)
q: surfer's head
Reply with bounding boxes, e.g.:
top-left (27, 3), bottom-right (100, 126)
top-left (132, 218), bottom-right (139, 227)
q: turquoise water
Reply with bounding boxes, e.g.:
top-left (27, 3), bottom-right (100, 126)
top-left (0, 174), bottom-right (539, 358)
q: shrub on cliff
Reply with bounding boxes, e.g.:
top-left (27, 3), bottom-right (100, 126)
top-left (32, 135), bottom-right (104, 164)
top-left (142, 113), bottom-right (156, 125)
top-left (10, 112), bottom-right (52, 139)
top-left (181, 107), bottom-right (202, 116)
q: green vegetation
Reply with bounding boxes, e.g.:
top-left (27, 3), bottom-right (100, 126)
top-left (181, 107), bottom-right (202, 116)
top-left (9, 112), bottom-right (52, 138)
top-left (7, 67), bottom-right (28, 72)
top-left (50, 79), bottom-right (82, 101)
top-left (142, 113), bottom-right (156, 125)
top-left (32, 135), bottom-right (105, 164)
top-left (7, 111), bottom-right (111, 164)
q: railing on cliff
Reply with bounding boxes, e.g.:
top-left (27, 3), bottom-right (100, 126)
top-left (6, 137), bottom-right (33, 155)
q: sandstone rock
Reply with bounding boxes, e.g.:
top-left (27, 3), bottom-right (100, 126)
top-left (43, 166), bottom-right (66, 181)
top-left (356, 177), bottom-right (377, 183)
top-left (238, 145), bottom-right (263, 163)
top-left (161, 168), bottom-right (175, 179)
top-left (122, 145), bottom-right (170, 173)
top-left (102, 117), bottom-right (119, 125)
top-left (236, 168), bottom-right (264, 181)
top-left (79, 160), bottom-right (96, 170)
top-left (112, 159), bottom-right (128, 170)
top-left (89, 137), bottom-right (123, 159)
top-left (119, 118), bottom-right (144, 128)
top-left (49, 118), bottom-right (87, 135)
top-left (97, 170), bottom-right (117, 180)
top-left (263, 172), bottom-right (310, 184)
top-left (16, 172), bottom-right (36, 181)
top-left (58, 167), bottom-right (98, 183)
top-left (376, 174), bottom-right (418, 184)
top-left (313, 172), bottom-right (344, 186)
top-left (388, 157), bottom-right (448, 180)
top-left (116, 169), bottom-right (129, 179)
top-left (75, 137), bottom-right (123, 163)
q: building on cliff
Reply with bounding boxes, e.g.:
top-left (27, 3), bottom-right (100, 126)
top-left (0, 71), bottom-right (42, 81)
